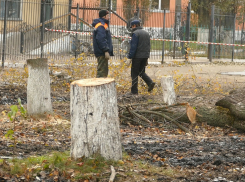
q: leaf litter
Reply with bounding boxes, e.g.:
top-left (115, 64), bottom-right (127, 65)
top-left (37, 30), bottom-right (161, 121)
top-left (0, 85), bottom-right (245, 181)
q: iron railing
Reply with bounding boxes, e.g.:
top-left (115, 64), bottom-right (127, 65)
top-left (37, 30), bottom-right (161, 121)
top-left (0, 1), bottom-right (245, 67)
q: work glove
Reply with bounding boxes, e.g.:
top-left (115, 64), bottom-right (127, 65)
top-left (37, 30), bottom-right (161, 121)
top-left (105, 52), bottom-right (110, 60)
top-left (125, 59), bottom-right (132, 66)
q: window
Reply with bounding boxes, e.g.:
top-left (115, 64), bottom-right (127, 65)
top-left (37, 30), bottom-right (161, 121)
top-left (100, 0), bottom-right (117, 11)
top-left (151, 0), bottom-right (170, 11)
top-left (40, 0), bottom-right (54, 28)
top-left (0, 0), bottom-right (21, 19)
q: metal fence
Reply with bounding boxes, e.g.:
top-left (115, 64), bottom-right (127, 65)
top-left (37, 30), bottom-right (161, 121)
top-left (211, 7), bottom-right (245, 60)
top-left (1, 1), bottom-right (245, 67)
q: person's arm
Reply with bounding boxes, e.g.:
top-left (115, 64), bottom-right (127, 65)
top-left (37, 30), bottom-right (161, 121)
top-left (96, 26), bottom-right (109, 52)
top-left (128, 34), bottom-right (139, 59)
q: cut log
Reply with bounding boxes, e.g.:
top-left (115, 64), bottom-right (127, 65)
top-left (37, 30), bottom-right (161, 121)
top-left (161, 76), bottom-right (176, 105)
top-left (216, 88), bottom-right (245, 120)
top-left (70, 78), bottom-right (122, 160)
top-left (27, 58), bottom-right (52, 115)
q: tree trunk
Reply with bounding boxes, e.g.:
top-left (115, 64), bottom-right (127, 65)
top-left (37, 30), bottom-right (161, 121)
top-left (216, 88), bottom-right (245, 120)
top-left (70, 78), bottom-right (122, 160)
top-left (161, 76), bottom-right (176, 105)
top-left (27, 58), bottom-right (52, 115)
top-left (216, 98), bottom-right (245, 120)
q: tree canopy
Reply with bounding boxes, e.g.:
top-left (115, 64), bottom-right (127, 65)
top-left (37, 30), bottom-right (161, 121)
top-left (122, 0), bottom-right (151, 25)
top-left (191, 0), bottom-right (245, 26)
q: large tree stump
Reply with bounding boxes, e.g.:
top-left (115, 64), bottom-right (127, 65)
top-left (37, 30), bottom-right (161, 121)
top-left (70, 78), bottom-right (122, 160)
top-left (161, 76), bottom-right (176, 105)
top-left (27, 58), bottom-right (52, 115)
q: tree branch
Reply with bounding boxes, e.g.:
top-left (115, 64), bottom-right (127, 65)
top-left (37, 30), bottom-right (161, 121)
top-left (135, 110), bottom-right (193, 135)
top-left (109, 166), bottom-right (116, 182)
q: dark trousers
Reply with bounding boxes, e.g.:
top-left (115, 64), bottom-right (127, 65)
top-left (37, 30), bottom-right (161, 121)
top-left (96, 56), bottom-right (108, 78)
top-left (131, 58), bottom-right (153, 94)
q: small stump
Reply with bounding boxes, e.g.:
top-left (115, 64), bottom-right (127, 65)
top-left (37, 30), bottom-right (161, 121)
top-left (27, 58), bottom-right (52, 115)
top-left (161, 76), bottom-right (176, 105)
top-left (70, 78), bottom-right (122, 160)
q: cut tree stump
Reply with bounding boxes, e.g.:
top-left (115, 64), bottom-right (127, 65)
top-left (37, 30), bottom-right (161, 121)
top-left (27, 58), bottom-right (52, 115)
top-left (70, 78), bottom-right (122, 160)
top-left (161, 76), bottom-right (176, 105)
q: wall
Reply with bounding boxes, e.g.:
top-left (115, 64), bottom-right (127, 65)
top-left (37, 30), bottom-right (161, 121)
top-left (0, 0), bottom-right (69, 32)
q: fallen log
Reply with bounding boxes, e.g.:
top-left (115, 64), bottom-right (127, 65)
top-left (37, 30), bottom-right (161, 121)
top-left (216, 98), bottom-right (245, 120)
top-left (118, 98), bottom-right (245, 132)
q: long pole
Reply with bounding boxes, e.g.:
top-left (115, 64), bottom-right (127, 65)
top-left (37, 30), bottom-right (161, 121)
top-left (68, 0), bottom-right (72, 31)
top-left (208, 4), bottom-right (215, 62)
top-left (241, 19), bottom-right (244, 45)
top-left (2, 0), bottom-right (7, 68)
top-left (108, 0), bottom-right (111, 30)
top-left (40, 0), bottom-right (45, 58)
top-left (75, 3), bottom-right (79, 58)
top-left (161, 9), bottom-right (166, 64)
top-left (83, 0), bottom-right (85, 24)
top-left (232, 14), bottom-right (236, 62)
top-left (136, 6), bottom-right (139, 19)
top-left (185, 2), bottom-right (191, 61)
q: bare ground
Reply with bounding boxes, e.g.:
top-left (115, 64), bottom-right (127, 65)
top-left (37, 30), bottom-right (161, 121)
top-left (1, 61), bottom-right (245, 181)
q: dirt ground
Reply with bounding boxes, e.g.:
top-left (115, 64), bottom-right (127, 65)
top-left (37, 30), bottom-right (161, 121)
top-left (1, 61), bottom-right (245, 181)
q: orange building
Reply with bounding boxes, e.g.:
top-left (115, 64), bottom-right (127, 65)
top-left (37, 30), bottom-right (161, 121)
top-left (71, 0), bottom-right (190, 29)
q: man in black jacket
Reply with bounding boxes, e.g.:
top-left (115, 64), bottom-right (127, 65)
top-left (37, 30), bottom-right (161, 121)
top-left (127, 20), bottom-right (155, 95)
top-left (92, 10), bottom-right (114, 78)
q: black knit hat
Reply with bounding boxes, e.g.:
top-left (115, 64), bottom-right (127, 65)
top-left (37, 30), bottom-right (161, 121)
top-left (130, 20), bottom-right (140, 28)
top-left (99, 9), bottom-right (109, 18)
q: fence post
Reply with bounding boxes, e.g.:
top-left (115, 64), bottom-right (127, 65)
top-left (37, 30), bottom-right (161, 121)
top-left (208, 4), bottom-right (215, 62)
top-left (20, 31), bottom-right (24, 54)
top-left (136, 6), bottom-right (139, 19)
top-left (174, 4), bottom-right (181, 59)
top-left (1, 0), bottom-right (7, 68)
top-left (218, 9), bottom-right (221, 59)
top-left (81, 0), bottom-right (85, 32)
top-left (161, 9), bottom-right (166, 64)
top-left (75, 3), bottom-right (79, 58)
top-left (185, 2), bottom-right (191, 61)
top-left (108, 0), bottom-right (112, 29)
top-left (68, 0), bottom-right (72, 31)
top-left (40, 0), bottom-right (45, 58)
top-left (173, 20), bottom-right (176, 59)
top-left (232, 14), bottom-right (236, 62)
top-left (241, 19), bottom-right (244, 45)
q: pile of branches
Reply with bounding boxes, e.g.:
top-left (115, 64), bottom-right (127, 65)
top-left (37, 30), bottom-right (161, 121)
top-left (118, 102), bottom-right (193, 135)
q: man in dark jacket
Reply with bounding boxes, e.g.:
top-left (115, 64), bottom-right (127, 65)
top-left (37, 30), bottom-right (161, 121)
top-left (92, 10), bottom-right (114, 78)
top-left (127, 20), bottom-right (155, 95)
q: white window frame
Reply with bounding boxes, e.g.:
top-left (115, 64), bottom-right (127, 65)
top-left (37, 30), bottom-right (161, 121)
top-left (0, 0), bottom-right (22, 20)
top-left (150, 0), bottom-right (170, 13)
top-left (100, 0), bottom-right (117, 11)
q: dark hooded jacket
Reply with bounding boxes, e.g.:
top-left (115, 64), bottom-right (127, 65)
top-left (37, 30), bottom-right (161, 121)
top-left (92, 18), bottom-right (114, 57)
top-left (128, 26), bottom-right (150, 59)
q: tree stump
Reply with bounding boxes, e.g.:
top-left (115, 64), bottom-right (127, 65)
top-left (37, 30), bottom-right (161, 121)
top-left (161, 76), bottom-right (176, 105)
top-left (70, 78), bottom-right (122, 160)
top-left (27, 58), bottom-right (52, 115)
